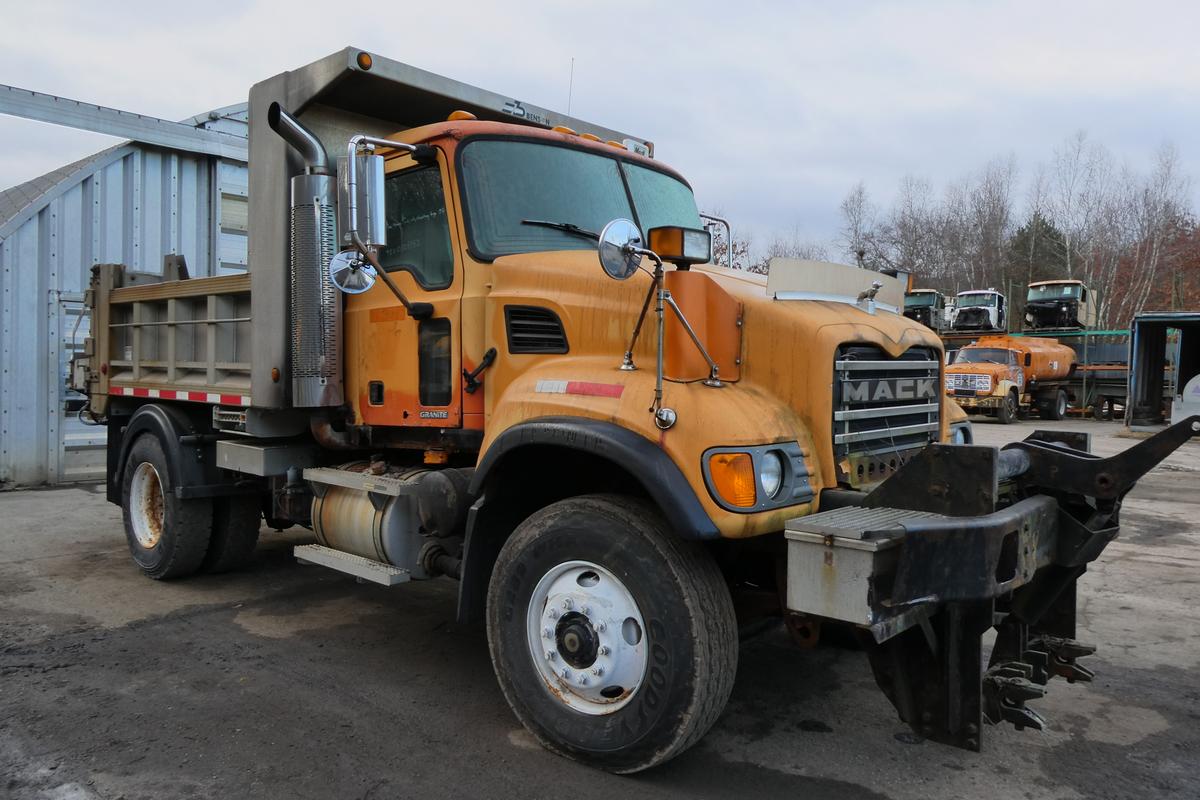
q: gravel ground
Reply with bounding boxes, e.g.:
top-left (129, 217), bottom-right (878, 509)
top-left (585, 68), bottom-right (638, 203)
top-left (2, 418), bottom-right (1197, 799)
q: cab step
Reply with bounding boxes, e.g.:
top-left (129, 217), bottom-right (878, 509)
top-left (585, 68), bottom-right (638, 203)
top-left (294, 544), bottom-right (411, 586)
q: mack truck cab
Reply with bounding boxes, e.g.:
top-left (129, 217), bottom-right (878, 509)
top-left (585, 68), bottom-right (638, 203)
top-left (71, 48), bottom-right (1200, 774)
top-left (1025, 279), bottom-right (1098, 330)
top-left (903, 288), bottom-right (947, 331)
top-left (951, 288), bottom-right (1007, 331)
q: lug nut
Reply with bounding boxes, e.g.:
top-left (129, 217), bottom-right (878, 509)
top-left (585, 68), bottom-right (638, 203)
top-left (581, 605), bottom-right (591, 616)
top-left (592, 667), bottom-right (604, 677)
top-left (596, 621), bottom-right (607, 632)
top-left (548, 608), bottom-right (559, 620)
top-left (543, 627), bottom-right (552, 639)
top-left (546, 651), bottom-right (556, 661)
top-left (563, 598), bottom-right (573, 610)
top-left (598, 645), bottom-right (610, 656)
top-left (561, 668), bottom-right (571, 679)
top-left (578, 675), bottom-right (588, 686)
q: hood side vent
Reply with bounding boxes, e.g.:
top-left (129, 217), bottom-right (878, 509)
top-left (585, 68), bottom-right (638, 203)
top-left (505, 306), bottom-right (568, 354)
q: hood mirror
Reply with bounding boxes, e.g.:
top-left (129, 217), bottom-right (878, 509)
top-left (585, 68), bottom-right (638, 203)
top-left (598, 218), bottom-right (644, 281)
top-left (328, 250), bottom-right (378, 294)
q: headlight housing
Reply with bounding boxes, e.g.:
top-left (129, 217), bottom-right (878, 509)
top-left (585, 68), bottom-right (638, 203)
top-left (703, 443), bottom-right (812, 513)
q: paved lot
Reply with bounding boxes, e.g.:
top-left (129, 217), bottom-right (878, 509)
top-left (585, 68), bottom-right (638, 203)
top-left (2, 419), bottom-right (1198, 799)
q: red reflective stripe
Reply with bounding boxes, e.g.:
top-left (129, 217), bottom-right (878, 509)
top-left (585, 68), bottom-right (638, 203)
top-left (565, 381), bottom-right (624, 398)
top-left (131, 387), bottom-right (150, 397)
top-left (188, 392), bottom-right (207, 402)
top-left (219, 394), bottom-right (242, 406)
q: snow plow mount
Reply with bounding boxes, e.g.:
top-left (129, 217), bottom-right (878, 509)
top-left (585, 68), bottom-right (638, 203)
top-left (785, 416), bottom-right (1200, 751)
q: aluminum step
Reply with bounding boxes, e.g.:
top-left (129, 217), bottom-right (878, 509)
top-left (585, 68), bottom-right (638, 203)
top-left (294, 544), bottom-right (411, 586)
top-left (785, 505), bottom-right (950, 545)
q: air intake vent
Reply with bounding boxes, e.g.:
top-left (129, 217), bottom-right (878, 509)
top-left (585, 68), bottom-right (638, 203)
top-left (505, 306), bottom-right (568, 354)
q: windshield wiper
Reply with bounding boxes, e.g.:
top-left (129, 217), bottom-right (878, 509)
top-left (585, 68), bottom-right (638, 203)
top-left (521, 219), bottom-right (600, 241)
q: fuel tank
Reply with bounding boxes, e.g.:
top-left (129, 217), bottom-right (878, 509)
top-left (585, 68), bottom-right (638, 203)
top-left (311, 463), bottom-right (430, 572)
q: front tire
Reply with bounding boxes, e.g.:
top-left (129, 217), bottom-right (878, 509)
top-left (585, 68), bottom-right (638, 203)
top-left (486, 495), bottom-right (737, 774)
top-left (120, 434), bottom-right (213, 579)
top-left (998, 390), bottom-right (1019, 424)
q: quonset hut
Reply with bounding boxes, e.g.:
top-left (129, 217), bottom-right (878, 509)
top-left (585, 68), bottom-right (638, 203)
top-left (0, 100), bottom-right (247, 486)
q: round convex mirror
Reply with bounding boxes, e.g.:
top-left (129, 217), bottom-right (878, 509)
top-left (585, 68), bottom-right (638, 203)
top-left (328, 250), bottom-right (378, 294)
top-left (598, 218), bottom-right (644, 281)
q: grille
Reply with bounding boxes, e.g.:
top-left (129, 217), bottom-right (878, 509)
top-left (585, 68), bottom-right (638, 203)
top-left (832, 345), bottom-right (940, 484)
top-left (946, 373), bottom-right (991, 392)
top-left (505, 306), bottom-right (568, 354)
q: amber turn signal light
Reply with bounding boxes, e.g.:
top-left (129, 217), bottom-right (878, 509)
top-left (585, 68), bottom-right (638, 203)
top-left (356, 51), bottom-right (373, 71)
top-left (708, 452), bottom-right (757, 508)
top-left (648, 226), bottom-right (712, 267)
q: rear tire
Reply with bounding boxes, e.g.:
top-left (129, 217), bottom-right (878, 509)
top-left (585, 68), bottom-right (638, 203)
top-left (1093, 396), bottom-right (1113, 421)
top-left (998, 390), bottom-right (1019, 424)
top-left (1045, 389), bottom-right (1069, 421)
top-left (486, 494), bottom-right (737, 774)
top-left (203, 495), bottom-right (261, 573)
top-left (120, 434), bottom-right (212, 580)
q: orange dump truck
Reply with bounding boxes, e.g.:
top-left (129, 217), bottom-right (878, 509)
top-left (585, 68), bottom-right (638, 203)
top-left (69, 48), bottom-right (1200, 773)
top-left (946, 335), bottom-right (1077, 423)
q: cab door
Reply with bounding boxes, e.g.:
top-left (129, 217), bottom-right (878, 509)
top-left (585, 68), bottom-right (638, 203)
top-left (343, 150), bottom-right (464, 428)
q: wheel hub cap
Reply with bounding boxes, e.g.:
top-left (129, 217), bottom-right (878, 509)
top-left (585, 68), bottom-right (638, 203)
top-left (526, 561), bottom-right (648, 715)
top-left (129, 461), bottom-right (164, 549)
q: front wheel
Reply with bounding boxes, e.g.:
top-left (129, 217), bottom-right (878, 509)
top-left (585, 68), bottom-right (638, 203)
top-left (998, 390), bottom-right (1019, 424)
top-left (486, 495), bottom-right (737, 774)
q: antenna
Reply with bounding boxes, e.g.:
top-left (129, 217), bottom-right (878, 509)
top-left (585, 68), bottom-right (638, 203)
top-left (567, 57), bottom-right (575, 115)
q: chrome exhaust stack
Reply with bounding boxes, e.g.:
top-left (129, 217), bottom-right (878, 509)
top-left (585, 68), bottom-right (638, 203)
top-left (268, 103), bottom-right (342, 407)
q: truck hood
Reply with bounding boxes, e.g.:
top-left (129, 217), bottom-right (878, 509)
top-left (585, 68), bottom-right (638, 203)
top-left (488, 252), bottom-right (946, 491)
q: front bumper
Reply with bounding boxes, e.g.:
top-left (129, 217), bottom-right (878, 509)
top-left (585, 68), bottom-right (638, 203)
top-left (782, 417), bottom-right (1200, 752)
top-left (785, 493), bottom-right (1078, 642)
top-left (947, 392), bottom-right (1003, 410)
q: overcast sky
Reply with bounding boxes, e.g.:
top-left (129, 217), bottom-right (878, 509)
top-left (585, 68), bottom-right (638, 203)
top-left (2, 0), bottom-right (1197, 257)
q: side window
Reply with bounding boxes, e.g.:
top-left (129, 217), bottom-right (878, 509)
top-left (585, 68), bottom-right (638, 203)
top-left (377, 167), bottom-right (455, 290)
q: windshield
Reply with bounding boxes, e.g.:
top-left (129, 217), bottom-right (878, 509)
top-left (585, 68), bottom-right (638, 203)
top-left (1027, 283), bottom-right (1081, 302)
top-left (459, 139), bottom-right (701, 258)
top-left (954, 348), bottom-right (1013, 365)
top-left (957, 294), bottom-right (997, 308)
top-left (905, 293), bottom-right (938, 308)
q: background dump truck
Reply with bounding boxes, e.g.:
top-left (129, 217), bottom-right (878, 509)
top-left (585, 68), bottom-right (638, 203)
top-left (69, 47), bottom-right (1199, 773)
top-left (946, 335), bottom-right (1077, 423)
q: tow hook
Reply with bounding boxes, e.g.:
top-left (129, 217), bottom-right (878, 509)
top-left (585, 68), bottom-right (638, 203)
top-left (983, 662), bottom-right (1046, 731)
top-left (983, 635), bottom-right (1097, 732)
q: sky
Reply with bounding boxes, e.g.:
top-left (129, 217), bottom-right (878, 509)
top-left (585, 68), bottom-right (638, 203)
top-left (2, 0), bottom-right (1197, 258)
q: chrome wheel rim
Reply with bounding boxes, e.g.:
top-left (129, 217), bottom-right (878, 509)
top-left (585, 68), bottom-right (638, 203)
top-left (525, 560), bottom-right (648, 716)
top-left (129, 461), bottom-right (165, 549)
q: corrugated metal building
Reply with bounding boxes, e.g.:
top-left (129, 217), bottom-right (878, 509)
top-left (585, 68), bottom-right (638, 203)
top-left (0, 103), bottom-right (248, 486)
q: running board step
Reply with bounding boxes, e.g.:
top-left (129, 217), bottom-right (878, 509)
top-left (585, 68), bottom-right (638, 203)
top-left (294, 544), bottom-right (411, 586)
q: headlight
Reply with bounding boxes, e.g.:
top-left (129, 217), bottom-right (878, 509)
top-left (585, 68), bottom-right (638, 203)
top-left (760, 451), bottom-right (784, 498)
